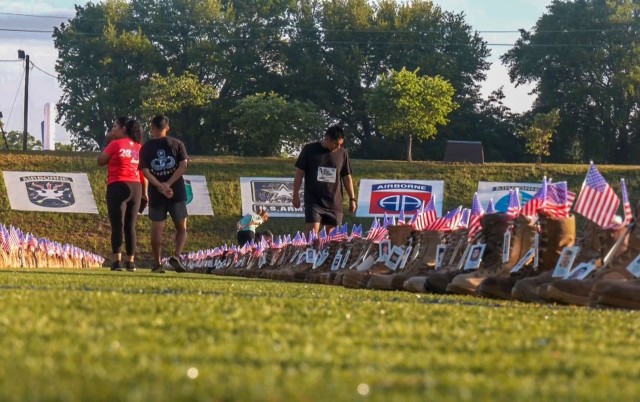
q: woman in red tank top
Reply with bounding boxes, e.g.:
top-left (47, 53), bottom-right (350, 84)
top-left (97, 117), bottom-right (147, 271)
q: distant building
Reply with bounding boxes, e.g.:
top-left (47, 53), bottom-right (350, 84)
top-left (444, 140), bottom-right (484, 164)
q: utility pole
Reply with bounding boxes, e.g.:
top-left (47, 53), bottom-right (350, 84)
top-left (22, 54), bottom-right (30, 151)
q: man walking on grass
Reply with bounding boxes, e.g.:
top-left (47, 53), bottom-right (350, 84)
top-left (139, 114), bottom-right (188, 273)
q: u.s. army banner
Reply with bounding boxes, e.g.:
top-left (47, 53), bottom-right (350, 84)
top-left (240, 177), bottom-right (304, 217)
top-left (2, 171), bottom-right (98, 214)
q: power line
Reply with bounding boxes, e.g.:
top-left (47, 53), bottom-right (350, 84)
top-left (5, 67), bottom-right (25, 130)
top-left (0, 11), bottom-right (73, 19)
top-left (0, 60), bottom-right (23, 62)
top-left (0, 28), bottom-right (625, 48)
top-left (0, 11), bottom-right (637, 34)
top-left (30, 61), bottom-right (58, 79)
top-left (0, 28), bottom-right (54, 33)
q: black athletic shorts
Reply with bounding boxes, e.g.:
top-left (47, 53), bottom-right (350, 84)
top-left (148, 201), bottom-right (188, 222)
top-left (305, 204), bottom-right (343, 226)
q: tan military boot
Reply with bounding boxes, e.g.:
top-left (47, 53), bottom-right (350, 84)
top-left (592, 279), bottom-right (640, 309)
top-left (368, 230), bottom-right (443, 291)
top-left (532, 223), bottom-right (625, 302)
top-left (480, 214), bottom-right (576, 300)
top-left (447, 213), bottom-right (533, 295)
top-left (546, 221), bottom-right (636, 306)
top-left (420, 228), bottom-right (472, 293)
top-left (343, 225), bottom-right (413, 289)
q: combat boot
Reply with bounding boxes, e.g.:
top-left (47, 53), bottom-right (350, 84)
top-left (546, 220), bottom-right (636, 306)
top-left (534, 223), bottom-right (625, 302)
top-left (368, 230), bottom-right (444, 291)
top-left (591, 279), bottom-right (640, 309)
top-left (343, 225), bottom-right (412, 289)
top-left (480, 214), bottom-right (576, 300)
top-left (447, 213), bottom-right (533, 295)
top-left (418, 228), bottom-right (471, 293)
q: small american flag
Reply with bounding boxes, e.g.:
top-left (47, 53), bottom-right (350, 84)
top-left (468, 193), bottom-right (485, 239)
top-left (544, 181), bottom-right (573, 218)
top-left (383, 213), bottom-right (395, 228)
top-left (574, 163), bottom-right (620, 228)
top-left (318, 226), bottom-right (328, 248)
top-left (351, 224), bottom-right (363, 239)
top-left (367, 218), bottom-right (388, 243)
top-left (398, 209), bottom-right (406, 225)
top-left (521, 179), bottom-right (547, 219)
top-left (307, 230), bottom-right (317, 246)
top-left (428, 206), bottom-right (462, 232)
top-left (291, 232), bottom-right (303, 246)
top-left (459, 208), bottom-right (471, 229)
top-left (486, 198), bottom-right (497, 214)
top-left (506, 189), bottom-right (521, 218)
top-left (620, 178), bottom-right (633, 225)
top-left (412, 197), bottom-right (437, 231)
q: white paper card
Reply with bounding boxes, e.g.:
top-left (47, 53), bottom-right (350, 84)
top-left (552, 246), bottom-right (580, 278)
top-left (566, 262), bottom-right (596, 280)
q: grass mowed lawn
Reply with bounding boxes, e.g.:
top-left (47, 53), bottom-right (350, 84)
top-left (0, 269), bottom-right (639, 401)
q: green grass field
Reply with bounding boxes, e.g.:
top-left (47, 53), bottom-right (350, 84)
top-left (1, 268), bottom-right (639, 402)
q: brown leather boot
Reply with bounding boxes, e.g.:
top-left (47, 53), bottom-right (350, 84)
top-left (593, 279), bottom-right (640, 309)
top-left (480, 214), bottom-right (576, 300)
top-left (513, 221), bottom-right (624, 302)
top-left (447, 213), bottom-right (533, 295)
top-left (546, 221), bottom-right (635, 306)
top-left (343, 225), bottom-right (413, 289)
top-left (421, 228), bottom-right (471, 293)
top-left (368, 230), bottom-right (444, 291)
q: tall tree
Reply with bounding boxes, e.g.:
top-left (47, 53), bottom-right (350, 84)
top-left (228, 92), bottom-right (324, 156)
top-left (366, 68), bottom-right (457, 161)
top-left (54, 0), bottom-right (161, 150)
top-left (502, 0), bottom-right (640, 163)
top-left (3, 131), bottom-right (43, 151)
top-left (518, 110), bottom-right (560, 165)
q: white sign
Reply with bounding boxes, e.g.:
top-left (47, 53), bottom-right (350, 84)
top-left (476, 181), bottom-right (542, 213)
top-left (183, 175), bottom-right (214, 216)
top-left (141, 175), bottom-right (214, 216)
top-left (356, 179), bottom-right (444, 218)
top-left (240, 177), bottom-right (304, 217)
top-left (2, 171), bottom-right (98, 214)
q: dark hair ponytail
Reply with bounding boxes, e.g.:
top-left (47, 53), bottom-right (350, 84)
top-left (124, 119), bottom-right (143, 143)
top-left (113, 117), bottom-right (143, 143)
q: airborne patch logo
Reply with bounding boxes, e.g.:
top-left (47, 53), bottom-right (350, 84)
top-left (22, 176), bottom-right (75, 208)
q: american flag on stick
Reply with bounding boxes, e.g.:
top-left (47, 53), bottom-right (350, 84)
top-left (620, 178), bottom-right (633, 225)
top-left (411, 197), bottom-right (437, 231)
top-left (351, 224), bottom-right (363, 240)
top-left (468, 193), bottom-right (485, 239)
top-left (574, 163), bottom-right (620, 228)
top-left (506, 189), bottom-right (521, 218)
top-left (427, 206), bottom-right (462, 232)
top-left (486, 198), bottom-right (497, 214)
top-left (544, 181), bottom-right (574, 219)
top-left (521, 179), bottom-right (547, 219)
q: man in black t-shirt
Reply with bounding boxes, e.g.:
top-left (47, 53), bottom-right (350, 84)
top-left (139, 115), bottom-right (188, 273)
top-left (292, 125), bottom-right (357, 235)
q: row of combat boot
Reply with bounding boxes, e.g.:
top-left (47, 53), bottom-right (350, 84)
top-left (192, 208), bottom-right (640, 310)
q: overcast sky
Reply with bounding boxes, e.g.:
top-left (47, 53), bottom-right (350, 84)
top-left (0, 0), bottom-right (552, 145)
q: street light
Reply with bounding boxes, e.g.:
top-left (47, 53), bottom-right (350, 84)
top-left (18, 49), bottom-right (29, 150)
